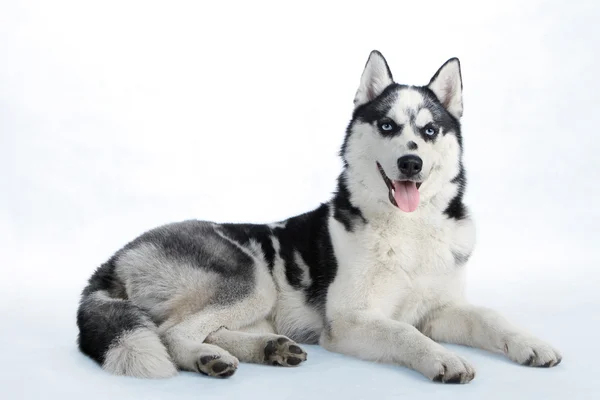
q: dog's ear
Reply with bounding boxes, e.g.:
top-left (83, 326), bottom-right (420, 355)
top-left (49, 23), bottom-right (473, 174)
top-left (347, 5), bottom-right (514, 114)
top-left (428, 58), bottom-right (463, 119)
top-left (354, 50), bottom-right (394, 108)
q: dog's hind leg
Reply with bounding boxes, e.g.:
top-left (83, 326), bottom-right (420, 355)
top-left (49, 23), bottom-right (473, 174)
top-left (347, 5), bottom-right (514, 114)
top-left (205, 326), bottom-right (308, 367)
top-left (167, 337), bottom-right (239, 378)
top-left (159, 306), bottom-right (242, 377)
top-left (160, 266), bottom-right (278, 377)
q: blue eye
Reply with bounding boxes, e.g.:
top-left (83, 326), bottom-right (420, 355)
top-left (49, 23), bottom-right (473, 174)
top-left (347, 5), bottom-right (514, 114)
top-left (379, 120), bottom-right (397, 132)
top-left (424, 126), bottom-right (437, 136)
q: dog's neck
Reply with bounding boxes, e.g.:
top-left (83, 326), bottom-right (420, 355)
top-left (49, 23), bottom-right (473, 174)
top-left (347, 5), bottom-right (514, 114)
top-left (333, 165), bottom-right (463, 226)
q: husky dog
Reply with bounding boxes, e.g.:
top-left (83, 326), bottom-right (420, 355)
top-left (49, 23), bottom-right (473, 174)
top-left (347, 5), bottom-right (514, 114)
top-left (77, 51), bottom-right (562, 383)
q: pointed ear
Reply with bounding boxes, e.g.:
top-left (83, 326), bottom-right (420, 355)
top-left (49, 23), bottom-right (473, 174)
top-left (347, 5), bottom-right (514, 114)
top-left (427, 58), bottom-right (463, 119)
top-left (354, 50), bottom-right (394, 108)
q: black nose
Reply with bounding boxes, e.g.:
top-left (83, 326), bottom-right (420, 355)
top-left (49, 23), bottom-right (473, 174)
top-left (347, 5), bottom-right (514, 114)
top-left (397, 155), bottom-right (422, 177)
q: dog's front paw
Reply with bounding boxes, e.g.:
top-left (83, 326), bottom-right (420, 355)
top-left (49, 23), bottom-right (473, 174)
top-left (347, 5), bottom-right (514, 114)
top-left (504, 335), bottom-right (562, 368)
top-left (418, 349), bottom-right (476, 384)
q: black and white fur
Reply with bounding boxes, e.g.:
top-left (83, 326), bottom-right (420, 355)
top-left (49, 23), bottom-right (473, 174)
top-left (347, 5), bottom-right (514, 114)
top-left (77, 51), bottom-right (561, 383)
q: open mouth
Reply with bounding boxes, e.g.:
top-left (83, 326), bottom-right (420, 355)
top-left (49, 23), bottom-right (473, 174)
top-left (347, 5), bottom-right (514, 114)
top-left (377, 162), bottom-right (422, 213)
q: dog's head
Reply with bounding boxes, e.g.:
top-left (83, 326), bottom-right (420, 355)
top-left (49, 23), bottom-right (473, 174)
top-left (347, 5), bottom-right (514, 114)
top-left (341, 51), bottom-right (464, 214)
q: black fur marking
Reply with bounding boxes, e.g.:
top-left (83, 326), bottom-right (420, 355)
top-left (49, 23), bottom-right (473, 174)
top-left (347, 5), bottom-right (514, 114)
top-left (219, 223), bottom-right (276, 272)
top-left (276, 229), bottom-right (308, 290)
top-left (272, 204), bottom-right (338, 312)
top-left (407, 141), bottom-right (418, 150)
top-left (417, 123), bottom-right (440, 142)
top-left (81, 256), bottom-right (127, 298)
top-left (377, 117), bottom-right (403, 136)
top-left (411, 88), bottom-right (462, 144)
top-left (77, 259), bottom-right (151, 365)
top-left (445, 196), bottom-right (467, 220)
top-left (217, 204), bottom-right (338, 320)
top-left (353, 84), bottom-right (401, 124)
top-left (332, 173), bottom-right (367, 232)
top-left (444, 165), bottom-right (468, 220)
top-left (340, 84), bottom-right (401, 163)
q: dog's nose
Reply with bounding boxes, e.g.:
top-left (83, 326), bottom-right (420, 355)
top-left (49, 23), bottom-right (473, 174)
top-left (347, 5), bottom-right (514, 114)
top-left (397, 155), bottom-right (422, 177)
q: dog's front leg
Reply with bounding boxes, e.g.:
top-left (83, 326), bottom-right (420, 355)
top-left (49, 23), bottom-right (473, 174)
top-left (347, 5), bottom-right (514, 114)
top-left (420, 303), bottom-right (562, 367)
top-left (320, 312), bottom-right (475, 383)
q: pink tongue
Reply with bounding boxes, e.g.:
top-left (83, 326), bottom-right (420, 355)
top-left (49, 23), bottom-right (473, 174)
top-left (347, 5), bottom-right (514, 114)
top-left (393, 181), bottom-right (420, 212)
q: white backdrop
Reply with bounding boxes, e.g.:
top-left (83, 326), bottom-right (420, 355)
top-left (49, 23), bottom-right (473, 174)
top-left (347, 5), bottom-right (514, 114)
top-left (1, 1), bottom-right (598, 399)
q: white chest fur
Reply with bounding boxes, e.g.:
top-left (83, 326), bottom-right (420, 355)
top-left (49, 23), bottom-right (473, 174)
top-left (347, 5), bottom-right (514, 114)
top-left (327, 210), bottom-right (476, 326)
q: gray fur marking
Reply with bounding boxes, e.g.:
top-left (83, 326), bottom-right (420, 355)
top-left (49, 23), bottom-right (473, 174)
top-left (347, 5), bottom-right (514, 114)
top-left (116, 221), bottom-right (257, 319)
top-left (452, 250), bottom-right (471, 266)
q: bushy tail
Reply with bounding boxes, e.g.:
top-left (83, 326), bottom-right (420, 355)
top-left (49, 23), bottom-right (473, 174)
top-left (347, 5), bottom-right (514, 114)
top-left (76, 260), bottom-right (177, 378)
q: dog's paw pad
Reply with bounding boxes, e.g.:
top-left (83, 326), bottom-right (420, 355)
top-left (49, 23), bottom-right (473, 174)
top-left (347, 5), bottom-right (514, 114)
top-left (444, 375), bottom-right (463, 384)
top-left (196, 354), bottom-right (238, 378)
top-left (264, 336), bottom-right (307, 367)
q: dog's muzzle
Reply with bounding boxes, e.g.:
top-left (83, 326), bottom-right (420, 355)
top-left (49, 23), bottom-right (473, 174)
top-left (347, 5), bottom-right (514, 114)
top-left (376, 161), bottom-right (422, 213)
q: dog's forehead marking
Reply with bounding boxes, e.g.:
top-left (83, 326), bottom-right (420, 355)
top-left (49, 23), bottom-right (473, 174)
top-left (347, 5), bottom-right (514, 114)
top-left (388, 88), bottom-right (424, 124)
top-left (415, 109), bottom-right (433, 128)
